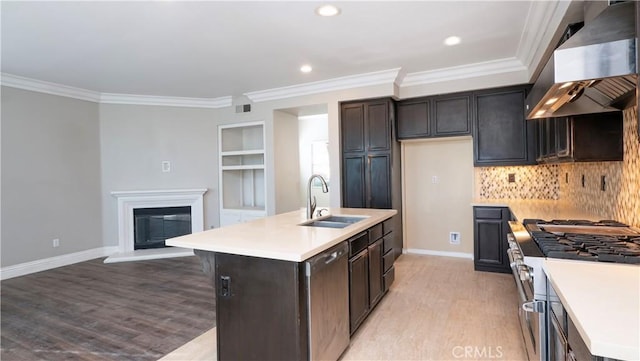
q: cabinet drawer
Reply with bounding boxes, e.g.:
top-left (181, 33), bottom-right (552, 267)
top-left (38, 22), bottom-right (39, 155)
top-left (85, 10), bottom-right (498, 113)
top-left (383, 234), bottom-right (394, 254)
top-left (383, 266), bottom-right (395, 292)
top-left (382, 218), bottom-right (393, 235)
top-left (349, 232), bottom-right (369, 258)
top-left (383, 250), bottom-right (394, 272)
top-left (474, 207), bottom-right (503, 219)
top-left (369, 223), bottom-right (383, 243)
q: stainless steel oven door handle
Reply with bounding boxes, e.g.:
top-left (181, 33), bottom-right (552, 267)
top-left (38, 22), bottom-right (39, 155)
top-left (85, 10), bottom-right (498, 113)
top-left (522, 300), bottom-right (546, 313)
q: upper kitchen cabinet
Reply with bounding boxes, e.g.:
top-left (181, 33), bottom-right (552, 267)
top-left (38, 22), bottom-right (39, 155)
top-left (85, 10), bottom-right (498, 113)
top-left (341, 100), bottom-right (391, 153)
top-left (537, 112), bottom-right (623, 163)
top-left (340, 98), bottom-right (403, 258)
top-left (396, 91), bottom-right (472, 140)
top-left (473, 84), bottom-right (536, 166)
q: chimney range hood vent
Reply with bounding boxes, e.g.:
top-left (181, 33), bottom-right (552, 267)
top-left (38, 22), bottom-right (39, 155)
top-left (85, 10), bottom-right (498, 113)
top-left (526, 1), bottom-right (637, 120)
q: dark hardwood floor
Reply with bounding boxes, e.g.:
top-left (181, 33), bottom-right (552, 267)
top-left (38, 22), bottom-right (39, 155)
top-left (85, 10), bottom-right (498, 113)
top-left (1, 255), bottom-right (216, 361)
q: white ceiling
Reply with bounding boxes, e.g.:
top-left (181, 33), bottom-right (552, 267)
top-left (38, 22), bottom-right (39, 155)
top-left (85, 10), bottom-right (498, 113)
top-left (1, 1), bottom-right (573, 102)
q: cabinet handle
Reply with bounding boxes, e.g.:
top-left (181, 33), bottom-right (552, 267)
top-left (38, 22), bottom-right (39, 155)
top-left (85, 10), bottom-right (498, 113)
top-left (219, 275), bottom-right (231, 297)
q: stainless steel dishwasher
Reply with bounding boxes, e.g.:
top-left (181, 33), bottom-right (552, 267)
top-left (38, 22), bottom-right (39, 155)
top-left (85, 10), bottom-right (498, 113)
top-left (306, 241), bottom-right (350, 361)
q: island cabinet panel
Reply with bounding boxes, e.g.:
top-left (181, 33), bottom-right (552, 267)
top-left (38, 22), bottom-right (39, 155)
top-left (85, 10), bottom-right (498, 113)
top-left (215, 253), bottom-right (308, 360)
top-left (368, 238), bottom-right (384, 308)
top-left (349, 248), bottom-right (369, 333)
top-left (340, 98), bottom-right (403, 258)
top-left (473, 207), bottom-right (511, 273)
top-left (473, 84), bottom-right (537, 166)
top-left (348, 220), bottom-right (395, 335)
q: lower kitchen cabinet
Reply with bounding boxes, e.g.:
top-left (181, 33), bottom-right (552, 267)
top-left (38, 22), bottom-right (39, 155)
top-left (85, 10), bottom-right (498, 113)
top-left (473, 206), bottom-right (511, 273)
top-left (214, 253), bottom-right (309, 360)
top-left (349, 248), bottom-right (369, 333)
top-left (348, 219), bottom-right (395, 334)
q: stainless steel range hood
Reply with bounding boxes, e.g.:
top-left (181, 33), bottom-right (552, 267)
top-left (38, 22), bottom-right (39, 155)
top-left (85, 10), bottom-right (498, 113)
top-left (525, 1), bottom-right (637, 120)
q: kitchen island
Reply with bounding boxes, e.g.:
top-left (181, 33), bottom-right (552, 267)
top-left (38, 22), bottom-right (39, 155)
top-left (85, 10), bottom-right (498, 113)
top-left (166, 207), bottom-right (397, 361)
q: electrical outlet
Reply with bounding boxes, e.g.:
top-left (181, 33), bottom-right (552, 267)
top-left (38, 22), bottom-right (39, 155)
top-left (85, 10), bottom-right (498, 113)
top-left (449, 232), bottom-right (461, 245)
top-left (161, 160), bottom-right (171, 173)
top-left (52, 238), bottom-right (60, 248)
top-left (431, 176), bottom-right (439, 184)
top-left (508, 173), bottom-right (516, 183)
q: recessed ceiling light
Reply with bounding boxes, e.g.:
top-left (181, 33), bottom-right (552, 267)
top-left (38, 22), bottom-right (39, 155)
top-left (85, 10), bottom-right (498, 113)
top-left (316, 4), bottom-right (340, 17)
top-left (444, 36), bottom-right (461, 46)
top-left (300, 65), bottom-right (313, 73)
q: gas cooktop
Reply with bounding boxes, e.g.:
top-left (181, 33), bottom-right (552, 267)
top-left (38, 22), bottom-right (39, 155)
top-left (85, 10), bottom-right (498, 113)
top-left (523, 219), bottom-right (640, 264)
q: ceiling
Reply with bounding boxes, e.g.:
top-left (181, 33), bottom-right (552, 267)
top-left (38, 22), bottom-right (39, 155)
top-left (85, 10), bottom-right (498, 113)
top-left (1, 1), bottom-right (573, 102)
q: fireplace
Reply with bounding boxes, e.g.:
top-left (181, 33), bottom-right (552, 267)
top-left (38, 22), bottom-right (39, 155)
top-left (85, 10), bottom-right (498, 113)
top-left (134, 206), bottom-right (192, 249)
top-left (108, 189), bottom-right (207, 262)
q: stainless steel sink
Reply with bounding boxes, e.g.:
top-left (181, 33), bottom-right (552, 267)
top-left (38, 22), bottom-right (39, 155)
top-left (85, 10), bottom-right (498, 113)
top-left (321, 215), bottom-right (367, 224)
top-left (299, 215), bottom-right (367, 228)
top-left (300, 220), bottom-right (351, 229)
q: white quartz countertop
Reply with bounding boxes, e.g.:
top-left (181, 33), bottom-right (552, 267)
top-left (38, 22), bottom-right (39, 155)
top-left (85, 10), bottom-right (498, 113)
top-left (472, 199), bottom-right (605, 222)
top-left (543, 259), bottom-right (640, 360)
top-left (166, 208), bottom-right (397, 262)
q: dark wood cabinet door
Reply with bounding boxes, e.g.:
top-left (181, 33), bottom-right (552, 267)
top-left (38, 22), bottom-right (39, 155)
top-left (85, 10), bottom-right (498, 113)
top-left (341, 103), bottom-right (365, 153)
top-left (215, 253), bottom-right (307, 360)
top-left (368, 238), bottom-right (384, 308)
top-left (397, 99), bottom-right (430, 139)
top-left (473, 85), bottom-right (536, 166)
top-left (433, 92), bottom-right (472, 136)
top-left (349, 249), bottom-right (369, 334)
top-left (473, 207), bottom-right (510, 273)
top-left (474, 219), bottom-right (505, 267)
top-left (368, 154), bottom-right (391, 209)
top-left (366, 101), bottom-right (391, 152)
top-left (342, 155), bottom-right (366, 208)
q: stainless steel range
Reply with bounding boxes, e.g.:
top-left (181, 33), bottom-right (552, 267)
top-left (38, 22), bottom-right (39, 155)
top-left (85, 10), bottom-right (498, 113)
top-left (506, 219), bottom-right (640, 361)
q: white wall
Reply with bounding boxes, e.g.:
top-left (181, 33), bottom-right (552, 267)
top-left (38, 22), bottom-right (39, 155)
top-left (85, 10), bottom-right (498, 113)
top-left (273, 110), bottom-right (301, 214)
top-left (99, 104), bottom-right (219, 246)
top-left (1, 87), bottom-right (102, 266)
top-left (402, 137), bottom-right (475, 256)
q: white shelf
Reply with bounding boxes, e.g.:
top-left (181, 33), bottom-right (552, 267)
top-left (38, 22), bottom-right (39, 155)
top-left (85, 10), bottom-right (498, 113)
top-left (221, 150), bottom-right (265, 156)
top-left (222, 165), bottom-right (265, 171)
top-left (219, 122), bottom-right (266, 226)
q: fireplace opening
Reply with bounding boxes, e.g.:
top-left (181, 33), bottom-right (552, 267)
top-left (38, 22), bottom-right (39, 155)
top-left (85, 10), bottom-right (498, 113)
top-left (133, 206), bottom-right (192, 250)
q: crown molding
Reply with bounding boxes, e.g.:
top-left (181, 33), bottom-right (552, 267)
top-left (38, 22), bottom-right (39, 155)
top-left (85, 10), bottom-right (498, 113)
top-left (244, 68), bottom-right (402, 103)
top-left (401, 58), bottom-right (527, 87)
top-left (1, 73), bottom-right (101, 102)
top-left (516, 0), bottom-right (571, 79)
top-left (100, 93), bottom-right (232, 108)
top-left (1, 73), bottom-right (231, 108)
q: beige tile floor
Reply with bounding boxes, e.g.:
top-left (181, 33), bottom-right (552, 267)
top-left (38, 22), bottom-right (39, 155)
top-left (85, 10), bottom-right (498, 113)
top-left (159, 254), bottom-right (527, 361)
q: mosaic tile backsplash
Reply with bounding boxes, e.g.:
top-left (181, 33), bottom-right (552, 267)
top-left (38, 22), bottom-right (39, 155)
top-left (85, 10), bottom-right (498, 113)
top-left (477, 106), bottom-right (639, 228)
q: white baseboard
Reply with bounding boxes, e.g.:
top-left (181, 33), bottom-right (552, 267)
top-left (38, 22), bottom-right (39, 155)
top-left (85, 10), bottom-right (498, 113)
top-left (103, 247), bottom-right (194, 263)
top-left (404, 248), bottom-right (474, 260)
top-left (0, 246), bottom-right (119, 280)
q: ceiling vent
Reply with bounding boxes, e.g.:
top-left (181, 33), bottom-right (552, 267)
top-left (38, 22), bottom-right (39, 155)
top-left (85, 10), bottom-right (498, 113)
top-left (235, 104), bottom-right (251, 113)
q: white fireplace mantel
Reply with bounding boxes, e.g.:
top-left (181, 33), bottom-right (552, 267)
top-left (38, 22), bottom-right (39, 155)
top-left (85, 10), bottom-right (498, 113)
top-left (106, 188), bottom-right (207, 263)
